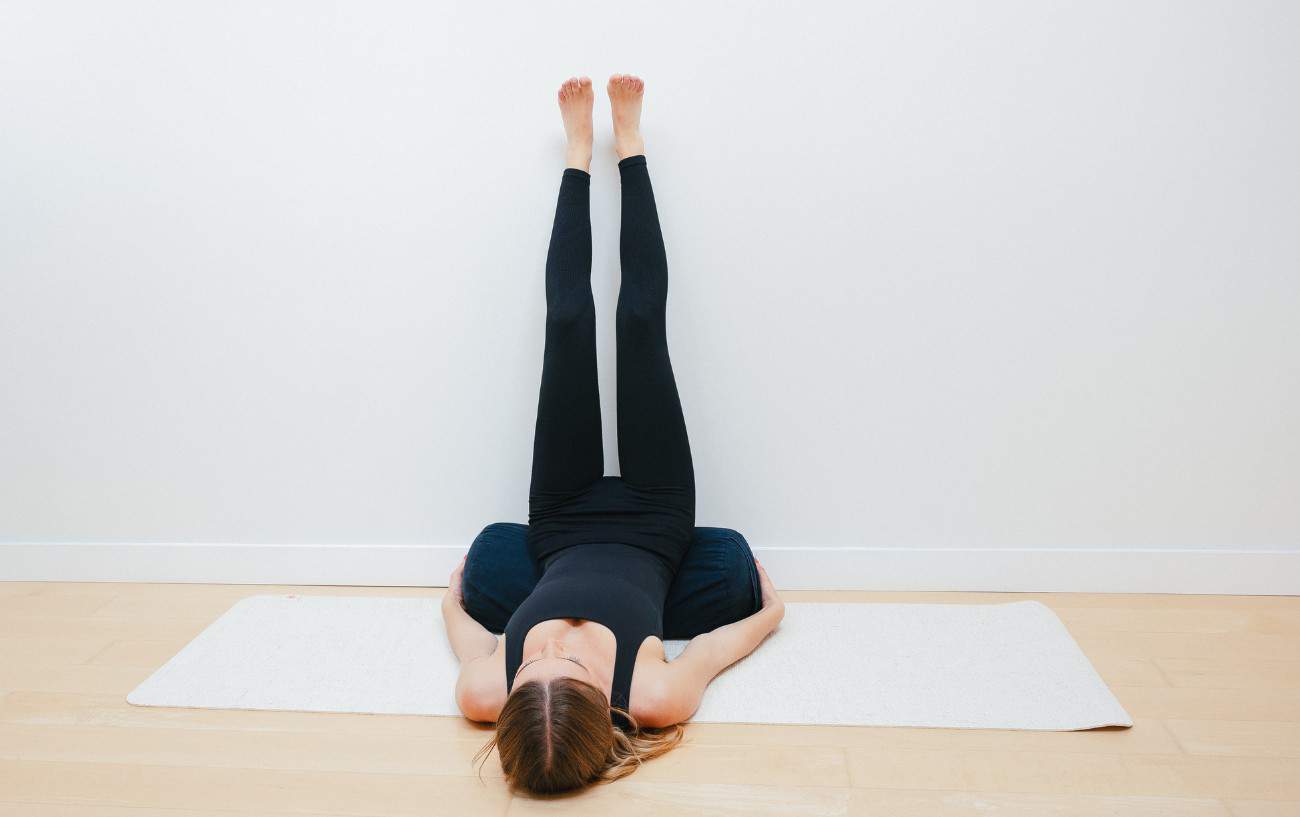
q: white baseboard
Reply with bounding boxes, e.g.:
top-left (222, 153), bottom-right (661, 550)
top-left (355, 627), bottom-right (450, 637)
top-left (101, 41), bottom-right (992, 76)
top-left (2, 542), bottom-right (1297, 595)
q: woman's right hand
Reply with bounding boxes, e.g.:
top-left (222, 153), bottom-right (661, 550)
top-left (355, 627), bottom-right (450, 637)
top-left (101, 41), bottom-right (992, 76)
top-left (446, 554), bottom-right (467, 610)
top-left (754, 557), bottom-right (785, 622)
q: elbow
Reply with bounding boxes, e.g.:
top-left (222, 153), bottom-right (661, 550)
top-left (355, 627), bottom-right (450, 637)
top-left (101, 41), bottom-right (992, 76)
top-left (456, 685), bottom-right (498, 724)
top-left (636, 679), bottom-right (696, 729)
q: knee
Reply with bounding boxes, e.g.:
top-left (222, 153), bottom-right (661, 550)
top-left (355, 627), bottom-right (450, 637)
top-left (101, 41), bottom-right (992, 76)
top-left (546, 292), bottom-right (594, 326)
top-left (616, 291), bottom-right (665, 328)
top-left (709, 527), bottom-right (756, 567)
top-left (466, 523), bottom-right (528, 580)
top-left (461, 522), bottom-right (535, 634)
top-left (471, 522), bottom-right (527, 548)
top-left (722, 533), bottom-right (759, 616)
top-left (701, 527), bottom-right (762, 609)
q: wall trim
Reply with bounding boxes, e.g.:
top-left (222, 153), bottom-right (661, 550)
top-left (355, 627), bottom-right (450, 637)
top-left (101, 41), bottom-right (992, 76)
top-left (2, 542), bottom-right (1296, 595)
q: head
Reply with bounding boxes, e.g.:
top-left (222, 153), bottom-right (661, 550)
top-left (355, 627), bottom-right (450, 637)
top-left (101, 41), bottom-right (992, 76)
top-left (474, 676), bottom-right (684, 794)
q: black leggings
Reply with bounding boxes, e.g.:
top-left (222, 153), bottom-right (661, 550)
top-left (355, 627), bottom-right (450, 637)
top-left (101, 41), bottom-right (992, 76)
top-left (526, 156), bottom-right (695, 566)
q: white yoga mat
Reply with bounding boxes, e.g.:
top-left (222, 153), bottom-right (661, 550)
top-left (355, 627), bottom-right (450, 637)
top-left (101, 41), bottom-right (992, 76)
top-left (127, 595), bottom-right (1131, 730)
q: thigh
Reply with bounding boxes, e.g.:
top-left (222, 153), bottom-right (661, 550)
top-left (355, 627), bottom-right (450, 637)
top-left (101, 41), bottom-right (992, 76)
top-left (615, 306), bottom-right (695, 490)
top-left (662, 527), bottom-right (761, 641)
top-left (461, 522), bottom-right (542, 634)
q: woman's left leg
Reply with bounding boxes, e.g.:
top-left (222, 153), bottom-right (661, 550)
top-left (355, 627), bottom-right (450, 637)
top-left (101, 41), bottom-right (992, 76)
top-left (608, 75), bottom-right (693, 493)
top-left (614, 152), bottom-right (694, 493)
top-left (528, 166), bottom-right (603, 496)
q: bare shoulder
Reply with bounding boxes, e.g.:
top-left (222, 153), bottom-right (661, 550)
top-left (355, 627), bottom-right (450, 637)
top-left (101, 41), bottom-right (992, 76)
top-left (629, 634), bottom-right (712, 729)
top-left (456, 636), bottom-right (507, 723)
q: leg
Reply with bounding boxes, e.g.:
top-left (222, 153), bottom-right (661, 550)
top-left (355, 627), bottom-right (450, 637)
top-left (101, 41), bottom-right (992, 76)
top-left (610, 77), bottom-right (694, 490)
top-left (463, 522), bottom-right (758, 638)
top-left (529, 78), bottom-right (602, 495)
top-left (662, 528), bottom-right (762, 640)
top-left (462, 523), bottom-right (542, 634)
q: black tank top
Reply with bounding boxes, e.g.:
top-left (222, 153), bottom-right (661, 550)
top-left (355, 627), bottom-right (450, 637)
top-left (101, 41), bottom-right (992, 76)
top-left (504, 542), bottom-right (674, 730)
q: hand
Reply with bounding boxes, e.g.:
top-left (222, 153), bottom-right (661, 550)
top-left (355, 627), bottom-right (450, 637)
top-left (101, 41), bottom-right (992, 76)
top-left (446, 554), bottom-right (467, 610)
top-left (754, 557), bottom-right (785, 621)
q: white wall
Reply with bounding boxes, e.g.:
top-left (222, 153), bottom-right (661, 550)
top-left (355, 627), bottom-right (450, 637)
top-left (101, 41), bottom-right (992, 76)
top-left (2, 1), bottom-right (1298, 590)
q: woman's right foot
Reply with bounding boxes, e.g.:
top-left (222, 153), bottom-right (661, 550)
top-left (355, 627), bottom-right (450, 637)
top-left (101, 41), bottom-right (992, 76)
top-left (607, 74), bottom-right (645, 160)
top-left (557, 76), bottom-right (594, 172)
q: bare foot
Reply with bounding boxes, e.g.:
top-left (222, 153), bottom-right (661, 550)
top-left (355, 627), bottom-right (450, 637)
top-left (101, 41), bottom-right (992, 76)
top-left (607, 74), bottom-right (645, 160)
top-left (557, 76), bottom-right (594, 172)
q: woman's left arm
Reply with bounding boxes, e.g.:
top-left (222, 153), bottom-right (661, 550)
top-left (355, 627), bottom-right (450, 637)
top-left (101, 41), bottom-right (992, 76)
top-left (642, 559), bottom-right (785, 727)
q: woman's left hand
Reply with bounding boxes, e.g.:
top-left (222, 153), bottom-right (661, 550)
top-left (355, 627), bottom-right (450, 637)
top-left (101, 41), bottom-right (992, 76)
top-left (754, 557), bottom-right (785, 622)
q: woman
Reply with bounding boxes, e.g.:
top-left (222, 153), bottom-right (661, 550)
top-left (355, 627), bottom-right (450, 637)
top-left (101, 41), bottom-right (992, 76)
top-left (440, 74), bottom-right (785, 794)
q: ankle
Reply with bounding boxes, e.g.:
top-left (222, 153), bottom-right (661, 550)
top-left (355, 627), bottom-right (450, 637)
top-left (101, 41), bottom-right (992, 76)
top-left (615, 136), bottom-right (644, 161)
top-left (566, 143), bottom-right (592, 172)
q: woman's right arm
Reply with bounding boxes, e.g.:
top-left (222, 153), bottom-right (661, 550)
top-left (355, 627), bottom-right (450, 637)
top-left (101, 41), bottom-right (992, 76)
top-left (441, 556), bottom-right (499, 662)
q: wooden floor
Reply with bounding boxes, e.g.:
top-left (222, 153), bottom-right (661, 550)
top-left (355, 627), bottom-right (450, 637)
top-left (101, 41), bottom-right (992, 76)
top-left (1, 583), bottom-right (1298, 816)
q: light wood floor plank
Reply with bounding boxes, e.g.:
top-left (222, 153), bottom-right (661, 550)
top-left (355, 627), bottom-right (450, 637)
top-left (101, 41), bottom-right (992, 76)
top-left (0, 691), bottom-right (491, 740)
top-left (1113, 685), bottom-right (1300, 722)
top-left (1166, 720), bottom-right (1300, 758)
top-left (1080, 654), bottom-right (1169, 686)
top-left (845, 747), bottom-right (1300, 799)
top-left (1053, 607), bottom-right (1300, 636)
top-left (0, 723), bottom-right (501, 778)
top-left (0, 587), bottom-right (117, 618)
top-left (681, 719), bottom-right (1181, 754)
top-left (0, 759), bottom-right (511, 817)
top-left (1226, 801), bottom-right (1300, 817)
top-left (1156, 658), bottom-right (1300, 690)
top-left (1, 614), bottom-right (215, 641)
top-left (627, 744), bottom-right (850, 788)
top-left (847, 789), bottom-right (1232, 816)
top-left (0, 635), bottom-right (117, 666)
top-left (506, 780), bottom-right (851, 816)
top-left (1072, 631), bottom-right (1297, 662)
top-left (0, 664), bottom-right (152, 696)
top-left (0, 804), bottom-right (364, 817)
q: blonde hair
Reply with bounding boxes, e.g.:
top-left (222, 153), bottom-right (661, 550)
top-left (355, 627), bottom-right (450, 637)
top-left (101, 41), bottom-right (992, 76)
top-left (473, 676), bottom-right (684, 794)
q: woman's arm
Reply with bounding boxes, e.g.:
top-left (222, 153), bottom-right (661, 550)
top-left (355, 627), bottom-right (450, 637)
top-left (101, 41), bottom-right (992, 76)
top-left (641, 559), bottom-right (785, 727)
top-left (441, 556), bottom-right (505, 721)
top-left (441, 556), bottom-right (499, 662)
